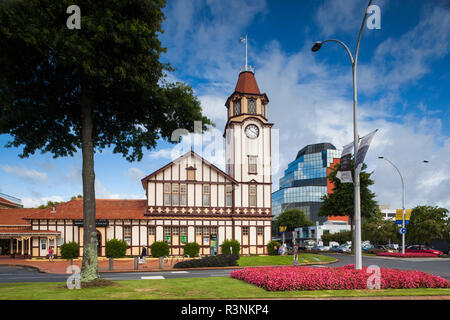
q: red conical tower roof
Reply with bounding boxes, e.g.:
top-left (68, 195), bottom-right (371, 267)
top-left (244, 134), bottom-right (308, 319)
top-left (234, 71), bottom-right (261, 95)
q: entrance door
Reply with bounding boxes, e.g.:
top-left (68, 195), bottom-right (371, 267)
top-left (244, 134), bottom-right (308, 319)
top-left (96, 231), bottom-right (102, 256)
top-left (0, 239), bottom-right (10, 256)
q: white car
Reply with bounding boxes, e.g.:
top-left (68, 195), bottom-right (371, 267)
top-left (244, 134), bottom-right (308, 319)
top-left (338, 245), bottom-right (351, 253)
top-left (312, 245), bottom-right (330, 251)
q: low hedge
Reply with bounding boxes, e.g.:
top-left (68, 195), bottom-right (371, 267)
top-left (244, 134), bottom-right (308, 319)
top-left (183, 242), bottom-right (201, 257)
top-left (221, 239), bottom-right (240, 255)
top-left (60, 242), bottom-right (79, 259)
top-left (105, 239), bottom-right (128, 258)
top-left (267, 240), bottom-right (281, 255)
top-left (150, 241), bottom-right (170, 258)
top-left (173, 254), bottom-right (239, 268)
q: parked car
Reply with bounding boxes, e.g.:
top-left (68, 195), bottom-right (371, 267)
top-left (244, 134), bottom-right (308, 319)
top-left (311, 245), bottom-right (330, 252)
top-left (337, 245), bottom-right (351, 253)
top-left (405, 245), bottom-right (443, 256)
top-left (429, 240), bottom-right (450, 255)
top-left (329, 245), bottom-right (341, 252)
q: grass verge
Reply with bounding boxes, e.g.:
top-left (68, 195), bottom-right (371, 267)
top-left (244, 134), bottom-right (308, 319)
top-left (0, 277), bottom-right (449, 300)
top-left (237, 254), bottom-right (335, 266)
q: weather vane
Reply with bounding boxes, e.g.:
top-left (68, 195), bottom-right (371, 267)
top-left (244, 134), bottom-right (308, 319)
top-left (240, 34), bottom-right (254, 73)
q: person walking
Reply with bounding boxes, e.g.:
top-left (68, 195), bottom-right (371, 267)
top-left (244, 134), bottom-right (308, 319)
top-left (48, 247), bottom-right (54, 262)
top-left (141, 247), bottom-right (147, 259)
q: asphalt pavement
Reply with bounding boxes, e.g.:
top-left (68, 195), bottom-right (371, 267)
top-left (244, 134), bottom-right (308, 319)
top-left (1, 254), bottom-right (449, 283)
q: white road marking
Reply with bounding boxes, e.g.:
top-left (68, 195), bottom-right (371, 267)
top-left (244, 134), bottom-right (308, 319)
top-left (170, 271), bottom-right (189, 274)
top-left (140, 276), bottom-right (165, 280)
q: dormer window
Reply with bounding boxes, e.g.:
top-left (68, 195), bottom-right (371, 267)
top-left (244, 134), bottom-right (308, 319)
top-left (248, 99), bottom-right (256, 114)
top-left (233, 99), bottom-right (241, 116)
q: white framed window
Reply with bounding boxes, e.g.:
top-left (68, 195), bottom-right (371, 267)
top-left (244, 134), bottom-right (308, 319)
top-left (164, 183), bottom-right (171, 206)
top-left (180, 184), bottom-right (187, 206)
top-left (124, 226), bottom-right (131, 245)
top-left (248, 156), bottom-right (257, 174)
top-left (242, 227), bottom-right (249, 236)
top-left (172, 183), bottom-right (179, 206)
top-left (249, 185), bottom-right (256, 207)
top-left (226, 185), bottom-right (232, 207)
top-left (41, 239), bottom-right (47, 250)
top-left (203, 184), bottom-right (210, 206)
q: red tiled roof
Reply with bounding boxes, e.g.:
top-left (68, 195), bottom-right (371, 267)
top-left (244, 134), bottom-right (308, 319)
top-left (0, 208), bottom-right (38, 226)
top-left (234, 71), bottom-right (261, 95)
top-left (25, 198), bottom-right (148, 220)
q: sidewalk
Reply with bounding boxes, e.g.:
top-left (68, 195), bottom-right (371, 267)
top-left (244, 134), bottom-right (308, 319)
top-left (0, 257), bottom-right (179, 274)
top-left (0, 257), bottom-right (339, 274)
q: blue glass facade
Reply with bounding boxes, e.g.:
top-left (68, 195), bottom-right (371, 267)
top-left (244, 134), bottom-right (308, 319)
top-left (272, 143), bottom-right (341, 223)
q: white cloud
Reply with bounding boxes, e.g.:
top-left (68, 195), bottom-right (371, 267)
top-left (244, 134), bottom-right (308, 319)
top-left (0, 164), bottom-right (48, 182)
top-left (125, 167), bottom-right (146, 182)
top-left (22, 195), bottom-right (64, 208)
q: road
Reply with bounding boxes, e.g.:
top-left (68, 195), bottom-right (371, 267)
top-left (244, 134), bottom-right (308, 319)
top-left (1, 254), bottom-right (449, 283)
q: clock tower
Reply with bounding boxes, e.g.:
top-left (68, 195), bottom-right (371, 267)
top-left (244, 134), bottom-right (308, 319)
top-left (224, 69), bottom-right (273, 210)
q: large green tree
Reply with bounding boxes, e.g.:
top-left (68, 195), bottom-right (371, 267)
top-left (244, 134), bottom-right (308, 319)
top-left (275, 208), bottom-right (313, 232)
top-left (406, 206), bottom-right (449, 245)
top-left (362, 211), bottom-right (400, 245)
top-left (0, 0), bottom-right (211, 282)
top-left (319, 160), bottom-right (379, 244)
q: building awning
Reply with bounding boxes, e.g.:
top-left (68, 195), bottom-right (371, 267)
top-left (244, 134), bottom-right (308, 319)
top-left (0, 228), bottom-right (61, 237)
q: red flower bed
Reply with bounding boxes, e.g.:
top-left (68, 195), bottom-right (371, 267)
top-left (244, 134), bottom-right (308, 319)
top-left (230, 265), bottom-right (450, 291)
top-left (376, 252), bottom-right (439, 258)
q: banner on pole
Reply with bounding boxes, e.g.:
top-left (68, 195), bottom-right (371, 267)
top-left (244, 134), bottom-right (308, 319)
top-left (355, 129), bottom-right (378, 173)
top-left (336, 142), bottom-right (354, 183)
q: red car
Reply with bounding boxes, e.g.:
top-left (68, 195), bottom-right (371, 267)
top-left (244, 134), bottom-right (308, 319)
top-left (405, 245), bottom-right (443, 256)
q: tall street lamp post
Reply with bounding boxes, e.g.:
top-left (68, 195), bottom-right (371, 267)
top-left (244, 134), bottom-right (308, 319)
top-left (311, 0), bottom-right (373, 270)
top-left (378, 157), bottom-right (406, 254)
top-left (378, 157), bottom-right (430, 254)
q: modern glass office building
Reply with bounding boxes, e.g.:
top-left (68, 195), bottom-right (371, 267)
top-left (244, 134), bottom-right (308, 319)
top-left (272, 143), bottom-right (342, 224)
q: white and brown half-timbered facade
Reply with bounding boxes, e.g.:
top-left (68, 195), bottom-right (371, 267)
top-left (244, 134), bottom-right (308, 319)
top-left (0, 69), bottom-right (273, 257)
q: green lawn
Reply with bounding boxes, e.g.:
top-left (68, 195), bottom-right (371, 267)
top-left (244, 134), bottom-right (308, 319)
top-left (0, 277), bottom-right (449, 300)
top-left (237, 254), bottom-right (335, 266)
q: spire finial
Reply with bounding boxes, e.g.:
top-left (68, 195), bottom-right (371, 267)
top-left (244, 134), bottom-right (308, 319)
top-left (240, 34), bottom-right (254, 73)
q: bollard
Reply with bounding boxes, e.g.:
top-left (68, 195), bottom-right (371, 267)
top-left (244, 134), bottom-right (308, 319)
top-left (159, 256), bottom-right (164, 269)
top-left (134, 257), bottom-right (138, 270)
top-left (109, 257), bottom-right (114, 271)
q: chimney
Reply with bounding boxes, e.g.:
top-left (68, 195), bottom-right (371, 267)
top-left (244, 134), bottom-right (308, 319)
top-left (51, 206), bottom-right (56, 213)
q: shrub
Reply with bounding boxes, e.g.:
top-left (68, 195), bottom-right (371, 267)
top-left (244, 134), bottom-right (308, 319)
top-left (267, 240), bottom-right (281, 255)
top-left (184, 242), bottom-right (200, 257)
top-left (174, 254), bottom-right (239, 268)
top-left (60, 242), bottom-right (78, 259)
top-left (221, 239), bottom-right (240, 255)
top-left (105, 239), bottom-right (128, 258)
top-left (150, 241), bottom-right (170, 258)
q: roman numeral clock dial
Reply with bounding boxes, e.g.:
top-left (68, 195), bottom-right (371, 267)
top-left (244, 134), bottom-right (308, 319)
top-left (245, 124), bottom-right (259, 139)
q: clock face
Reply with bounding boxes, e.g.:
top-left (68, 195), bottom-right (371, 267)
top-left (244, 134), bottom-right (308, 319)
top-left (245, 124), bottom-right (259, 139)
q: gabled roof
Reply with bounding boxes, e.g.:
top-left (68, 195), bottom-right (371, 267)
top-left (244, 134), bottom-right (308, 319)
top-left (25, 199), bottom-right (148, 220)
top-left (141, 150), bottom-right (237, 189)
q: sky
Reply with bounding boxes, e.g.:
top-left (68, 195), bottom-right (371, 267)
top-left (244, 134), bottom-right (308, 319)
top-left (0, 0), bottom-right (449, 211)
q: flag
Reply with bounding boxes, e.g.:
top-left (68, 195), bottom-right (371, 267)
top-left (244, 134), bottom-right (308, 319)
top-left (336, 142), bottom-right (354, 183)
top-left (355, 129), bottom-right (378, 173)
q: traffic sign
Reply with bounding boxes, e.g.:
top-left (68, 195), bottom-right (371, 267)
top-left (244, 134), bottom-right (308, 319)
top-left (399, 228), bottom-right (406, 234)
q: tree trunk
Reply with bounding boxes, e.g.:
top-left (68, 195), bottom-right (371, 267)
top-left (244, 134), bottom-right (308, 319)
top-left (80, 86), bottom-right (99, 282)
